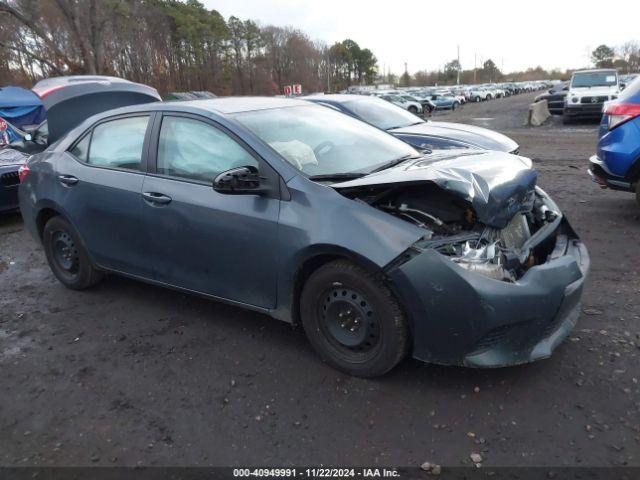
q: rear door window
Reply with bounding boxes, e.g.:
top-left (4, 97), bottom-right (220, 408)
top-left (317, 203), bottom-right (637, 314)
top-left (70, 134), bottom-right (90, 162)
top-left (87, 116), bottom-right (149, 171)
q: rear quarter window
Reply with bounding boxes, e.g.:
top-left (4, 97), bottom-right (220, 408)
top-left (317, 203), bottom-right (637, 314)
top-left (69, 134), bottom-right (90, 162)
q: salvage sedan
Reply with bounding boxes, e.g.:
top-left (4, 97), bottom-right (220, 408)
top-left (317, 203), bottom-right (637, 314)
top-left (18, 97), bottom-right (589, 377)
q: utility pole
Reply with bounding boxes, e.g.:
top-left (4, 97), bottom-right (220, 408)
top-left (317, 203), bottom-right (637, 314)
top-left (326, 53), bottom-right (330, 92)
top-left (457, 45), bottom-right (460, 85)
top-left (474, 52), bottom-right (477, 83)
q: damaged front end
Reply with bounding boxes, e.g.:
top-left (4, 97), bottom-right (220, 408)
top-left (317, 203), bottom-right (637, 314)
top-left (333, 151), bottom-right (589, 367)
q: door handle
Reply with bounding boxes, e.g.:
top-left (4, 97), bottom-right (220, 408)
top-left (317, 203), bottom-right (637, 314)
top-left (142, 192), bottom-right (172, 205)
top-left (58, 175), bottom-right (79, 186)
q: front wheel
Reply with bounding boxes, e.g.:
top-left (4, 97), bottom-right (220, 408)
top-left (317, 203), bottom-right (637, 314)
top-left (475, 96), bottom-right (481, 102)
top-left (408, 105), bottom-right (418, 114)
top-left (562, 113), bottom-right (572, 125)
top-left (42, 216), bottom-right (103, 290)
top-left (452, 102), bottom-right (459, 110)
top-left (300, 260), bottom-right (409, 377)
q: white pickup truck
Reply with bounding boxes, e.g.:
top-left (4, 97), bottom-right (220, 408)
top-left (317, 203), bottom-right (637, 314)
top-left (563, 69), bottom-right (620, 124)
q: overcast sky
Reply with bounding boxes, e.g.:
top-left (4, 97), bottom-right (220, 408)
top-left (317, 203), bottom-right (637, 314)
top-left (204, 0), bottom-right (638, 74)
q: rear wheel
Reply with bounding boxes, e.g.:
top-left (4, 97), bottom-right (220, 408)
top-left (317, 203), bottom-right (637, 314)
top-left (300, 260), bottom-right (409, 377)
top-left (408, 105), bottom-right (418, 114)
top-left (452, 102), bottom-right (459, 110)
top-left (475, 96), bottom-right (481, 103)
top-left (42, 216), bottom-right (103, 290)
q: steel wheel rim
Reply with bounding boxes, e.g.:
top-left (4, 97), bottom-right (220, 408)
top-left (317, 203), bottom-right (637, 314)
top-left (52, 230), bottom-right (79, 275)
top-left (318, 285), bottom-right (381, 356)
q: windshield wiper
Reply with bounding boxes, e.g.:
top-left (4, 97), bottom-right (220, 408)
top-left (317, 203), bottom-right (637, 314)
top-left (308, 172), bottom-right (366, 181)
top-left (369, 154), bottom-right (417, 174)
top-left (386, 121), bottom-right (423, 130)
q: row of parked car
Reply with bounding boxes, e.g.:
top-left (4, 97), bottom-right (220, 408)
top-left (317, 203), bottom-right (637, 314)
top-left (0, 75), bottom-right (589, 377)
top-left (349, 81), bottom-right (553, 116)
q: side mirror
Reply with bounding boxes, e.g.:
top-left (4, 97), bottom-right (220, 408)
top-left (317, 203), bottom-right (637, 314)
top-left (213, 165), bottom-right (264, 194)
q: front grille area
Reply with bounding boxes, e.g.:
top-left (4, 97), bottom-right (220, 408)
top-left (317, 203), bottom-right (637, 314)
top-left (580, 96), bottom-right (608, 104)
top-left (0, 171), bottom-right (19, 187)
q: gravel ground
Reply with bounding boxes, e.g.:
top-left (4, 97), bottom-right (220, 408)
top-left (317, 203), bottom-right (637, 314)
top-left (0, 91), bottom-right (639, 468)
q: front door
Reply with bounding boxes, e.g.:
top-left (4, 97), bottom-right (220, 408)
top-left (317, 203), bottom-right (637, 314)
top-left (141, 114), bottom-right (280, 309)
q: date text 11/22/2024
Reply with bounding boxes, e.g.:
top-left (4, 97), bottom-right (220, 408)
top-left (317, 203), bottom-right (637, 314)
top-left (233, 468), bottom-right (401, 478)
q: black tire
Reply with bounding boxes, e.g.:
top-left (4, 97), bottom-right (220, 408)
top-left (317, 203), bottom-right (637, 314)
top-left (487, 94), bottom-right (493, 100)
top-left (408, 105), bottom-right (418, 114)
top-left (42, 216), bottom-right (103, 290)
top-left (474, 96), bottom-right (481, 103)
top-left (562, 114), bottom-right (572, 125)
top-left (300, 260), bottom-right (409, 377)
top-left (452, 102), bottom-right (459, 110)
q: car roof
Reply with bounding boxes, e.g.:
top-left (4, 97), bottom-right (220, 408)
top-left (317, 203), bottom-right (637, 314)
top-left (573, 69), bottom-right (617, 74)
top-left (305, 94), bottom-right (377, 104)
top-left (91, 96), bottom-right (313, 117)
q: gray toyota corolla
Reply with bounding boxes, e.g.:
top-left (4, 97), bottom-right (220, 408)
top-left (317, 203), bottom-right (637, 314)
top-left (18, 97), bottom-right (589, 377)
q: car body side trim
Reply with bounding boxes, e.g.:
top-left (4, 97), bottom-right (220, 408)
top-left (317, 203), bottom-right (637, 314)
top-left (95, 264), bottom-right (274, 316)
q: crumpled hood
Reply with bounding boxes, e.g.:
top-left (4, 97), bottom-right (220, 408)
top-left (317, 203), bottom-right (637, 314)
top-left (390, 121), bottom-right (519, 153)
top-left (333, 150), bottom-right (537, 229)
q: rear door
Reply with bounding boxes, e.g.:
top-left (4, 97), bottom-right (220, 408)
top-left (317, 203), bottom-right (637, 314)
top-left (60, 113), bottom-right (154, 276)
top-left (141, 113), bottom-right (281, 308)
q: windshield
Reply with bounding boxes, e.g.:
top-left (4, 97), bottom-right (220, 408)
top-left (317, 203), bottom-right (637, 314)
top-left (342, 96), bottom-right (424, 130)
top-left (234, 104), bottom-right (418, 177)
top-left (572, 71), bottom-right (618, 88)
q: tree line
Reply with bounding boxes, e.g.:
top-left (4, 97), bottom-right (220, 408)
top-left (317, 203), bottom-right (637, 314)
top-left (590, 42), bottom-right (640, 72)
top-left (2, 1), bottom-right (638, 94)
top-left (0, 0), bottom-right (378, 95)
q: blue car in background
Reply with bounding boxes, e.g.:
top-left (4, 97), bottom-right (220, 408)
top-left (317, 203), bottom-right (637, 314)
top-left (589, 76), bottom-right (640, 204)
top-left (305, 94), bottom-right (519, 153)
top-left (428, 93), bottom-right (460, 110)
top-left (0, 86), bottom-right (46, 213)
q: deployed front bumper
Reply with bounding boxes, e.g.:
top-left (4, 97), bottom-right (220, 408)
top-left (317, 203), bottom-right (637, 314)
top-left (386, 209), bottom-right (589, 368)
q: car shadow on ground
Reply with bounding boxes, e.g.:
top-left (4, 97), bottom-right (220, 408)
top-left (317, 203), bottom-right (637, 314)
top-left (93, 270), bottom-right (555, 393)
top-left (0, 211), bottom-right (23, 230)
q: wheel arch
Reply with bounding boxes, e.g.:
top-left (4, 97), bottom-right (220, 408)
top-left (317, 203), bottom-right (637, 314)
top-left (624, 154), bottom-right (640, 182)
top-left (35, 206), bottom-right (62, 240)
top-left (274, 244), bottom-right (386, 326)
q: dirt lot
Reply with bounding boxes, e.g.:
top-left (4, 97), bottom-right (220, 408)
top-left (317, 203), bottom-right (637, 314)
top-left (1, 91), bottom-right (639, 468)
